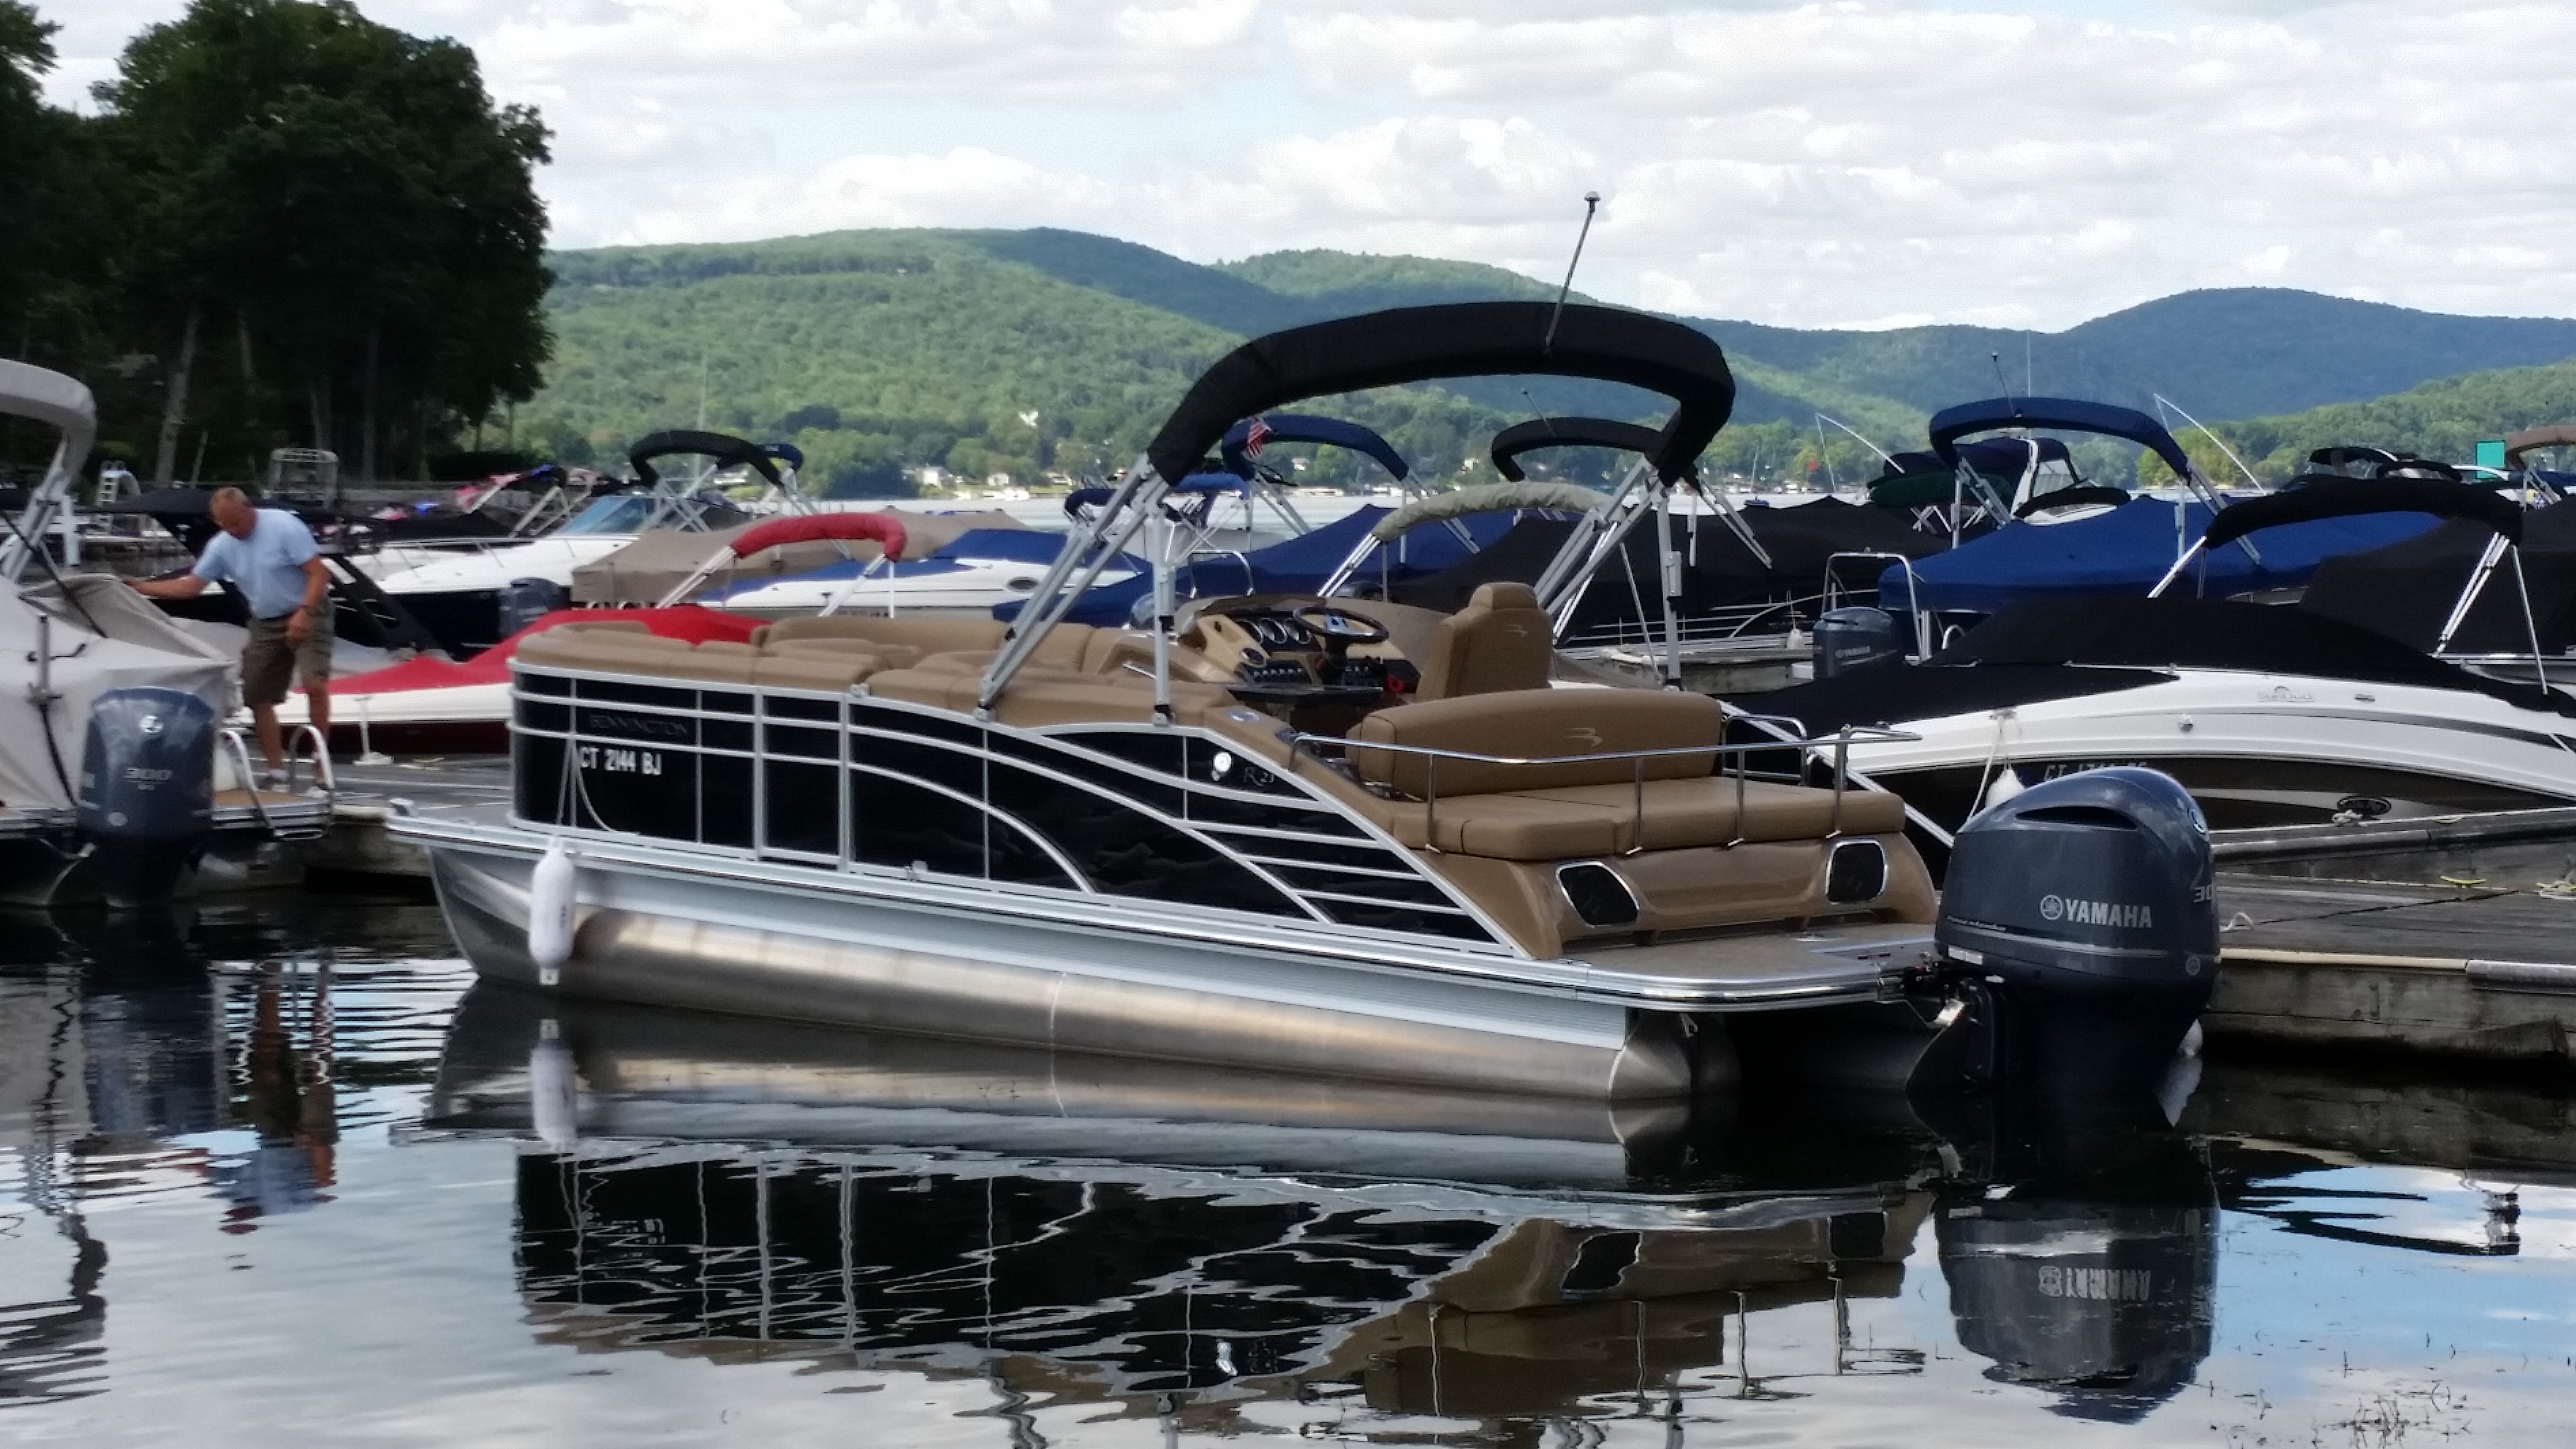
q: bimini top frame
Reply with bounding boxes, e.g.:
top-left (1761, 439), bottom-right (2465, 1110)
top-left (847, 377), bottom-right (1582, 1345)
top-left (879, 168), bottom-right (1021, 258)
top-left (981, 302), bottom-right (1737, 714)
top-left (1930, 394), bottom-right (2248, 555)
top-left (617, 430), bottom-right (809, 533)
top-left (0, 359), bottom-right (99, 586)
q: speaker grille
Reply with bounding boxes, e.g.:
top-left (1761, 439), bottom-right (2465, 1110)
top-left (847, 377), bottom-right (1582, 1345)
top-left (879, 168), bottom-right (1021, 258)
top-left (1826, 840), bottom-right (1888, 904)
top-left (1557, 863), bottom-right (1640, 927)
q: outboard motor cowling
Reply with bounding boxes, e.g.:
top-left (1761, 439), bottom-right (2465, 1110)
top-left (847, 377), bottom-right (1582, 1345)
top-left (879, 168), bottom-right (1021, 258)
top-left (77, 687), bottom-right (217, 907)
top-left (1936, 768), bottom-right (2218, 1092)
top-left (1813, 606), bottom-right (1902, 677)
top-left (498, 577), bottom-right (570, 639)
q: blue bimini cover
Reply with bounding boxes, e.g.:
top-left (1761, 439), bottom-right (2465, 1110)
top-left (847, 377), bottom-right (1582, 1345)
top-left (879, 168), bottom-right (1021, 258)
top-left (1881, 498), bottom-right (2443, 613)
top-left (1015, 505), bottom-right (1517, 626)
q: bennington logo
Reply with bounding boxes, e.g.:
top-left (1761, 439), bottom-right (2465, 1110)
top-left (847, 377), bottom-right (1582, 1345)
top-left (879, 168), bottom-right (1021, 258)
top-left (2040, 894), bottom-right (2154, 928)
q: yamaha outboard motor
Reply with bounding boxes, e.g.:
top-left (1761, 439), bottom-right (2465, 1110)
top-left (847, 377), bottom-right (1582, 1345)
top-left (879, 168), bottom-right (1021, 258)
top-left (497, 577), bottom-right (570, 640)
top-left (77, 687), bottom-right (217, 908)
top-left (1812, 605), bottom-right (1902, 677)
top-left (1934, 767), bottom-right (2218, 1093)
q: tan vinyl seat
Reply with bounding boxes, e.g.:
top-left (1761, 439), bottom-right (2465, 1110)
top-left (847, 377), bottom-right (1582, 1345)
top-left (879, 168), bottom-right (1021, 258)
top-left (515, 626), bottom-right (760, 685)
top-left (865, 666), bottom-right (1230, 725)
top-left (751, 651), bottom-right (886, 692)
top-left (757, 615), bottom-right (1012, 656)
top-left (1412, 582), bottom-right (1555, 701)
top-left (1350, 688), bottom-right (1722, 796)
top-left (1343, 686), bottom-right (1902, 860)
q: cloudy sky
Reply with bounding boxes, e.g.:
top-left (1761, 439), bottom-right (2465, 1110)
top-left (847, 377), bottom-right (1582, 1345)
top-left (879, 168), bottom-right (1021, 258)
top-left (39, 0), bottom-right (2576, 331)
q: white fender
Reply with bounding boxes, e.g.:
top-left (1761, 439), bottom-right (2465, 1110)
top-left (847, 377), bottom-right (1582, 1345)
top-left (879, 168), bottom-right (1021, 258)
top-left (1979, 766), bottom-right (2027, 813)
top-left (528, 836), bottom-right (578, 985)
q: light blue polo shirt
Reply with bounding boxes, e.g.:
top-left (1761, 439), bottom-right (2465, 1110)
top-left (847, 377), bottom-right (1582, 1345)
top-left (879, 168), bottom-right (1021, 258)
top-left (193, 508), bottom-right (321, 619)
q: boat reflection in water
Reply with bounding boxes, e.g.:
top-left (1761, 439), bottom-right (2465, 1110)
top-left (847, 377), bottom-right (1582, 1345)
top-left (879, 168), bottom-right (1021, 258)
top-left (431, 984), bottom-right (2227, 1426)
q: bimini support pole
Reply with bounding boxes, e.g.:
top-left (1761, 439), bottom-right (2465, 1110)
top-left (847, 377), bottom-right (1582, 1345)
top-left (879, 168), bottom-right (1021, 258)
top-left (1147, 512), bottom-right (1178, 725)
top-left (2435, 532), bottom-right (2513, 655)
top-left (2147, 539), bottom-right (2206, 598)
top-left (1654, 480), bottom-right (1684, 687)
top-left (979, 455), bottom-right (1167, 714)
top-left (1536, 457), bottom-right (1652, 611)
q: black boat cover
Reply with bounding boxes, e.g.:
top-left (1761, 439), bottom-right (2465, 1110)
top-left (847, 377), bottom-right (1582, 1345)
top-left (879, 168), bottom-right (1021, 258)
top-left (2199, 477), bottom-right (2525, 550)
top-left (1146, 303), bottom-right (1733, 487)
top-left (1389, 497), bottom-right (1948, 620)
top-left (2302, 501), bottom-right (2576, 653)
top-left (1939, 595), bottom-right (2575, 714)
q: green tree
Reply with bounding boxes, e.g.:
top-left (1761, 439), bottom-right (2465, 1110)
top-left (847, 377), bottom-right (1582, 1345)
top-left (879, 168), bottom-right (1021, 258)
top-left (95, 0), bottom-right (552, 480)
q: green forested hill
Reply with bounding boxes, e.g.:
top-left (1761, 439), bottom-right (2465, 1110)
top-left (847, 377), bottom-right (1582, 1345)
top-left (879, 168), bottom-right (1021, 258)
top-left (2199, 361), bottom-right (2576, 476)
top-left (523, 227), bottom-right (2576, 495)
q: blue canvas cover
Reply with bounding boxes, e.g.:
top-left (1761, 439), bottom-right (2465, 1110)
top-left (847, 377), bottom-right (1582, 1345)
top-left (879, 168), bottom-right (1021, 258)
top-left (1880, 498), bottom-right (2442, 612)
top-left (1013, 505), bottom-right (1518, 626)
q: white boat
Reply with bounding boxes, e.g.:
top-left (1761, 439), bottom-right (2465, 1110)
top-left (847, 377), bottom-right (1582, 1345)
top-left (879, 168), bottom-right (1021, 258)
top-left (0, 359), bottom-right (331, 905)
top-left (1739, 479), bottom-right (2576, 860)
top-left (371, 430), bottom-right (802, 656)
top-left (393, 302), bottom-right (2224, 1105)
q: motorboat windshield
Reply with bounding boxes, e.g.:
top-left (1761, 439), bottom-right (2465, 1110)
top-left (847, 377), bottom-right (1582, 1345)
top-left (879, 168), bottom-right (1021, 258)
top-left (556, 494), bottom-right (662, 536)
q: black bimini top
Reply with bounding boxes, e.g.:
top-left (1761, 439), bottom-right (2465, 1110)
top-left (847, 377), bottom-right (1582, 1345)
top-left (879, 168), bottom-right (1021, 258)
top-left (1147, 303), bottom-right (1734, 487)
top-left (628, 430), bottom-right (795, 491)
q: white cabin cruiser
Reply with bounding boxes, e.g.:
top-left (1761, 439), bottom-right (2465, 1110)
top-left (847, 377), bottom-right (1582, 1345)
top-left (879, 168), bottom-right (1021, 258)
top-left (394, 303), bottom-right (2224, 1103)
top-left (1740, 478), bottom-right (2576, 864)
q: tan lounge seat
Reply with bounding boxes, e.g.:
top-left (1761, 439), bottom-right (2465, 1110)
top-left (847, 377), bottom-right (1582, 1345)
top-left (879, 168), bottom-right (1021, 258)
top-left (1412, 582), bottom-right (1554, 701)
top-left (1342, 686), bottom-right (1901, 860)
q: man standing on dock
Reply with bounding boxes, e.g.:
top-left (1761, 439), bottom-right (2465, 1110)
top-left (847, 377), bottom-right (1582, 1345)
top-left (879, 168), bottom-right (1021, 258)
top-left (129, 487), bottom-right (334, 789)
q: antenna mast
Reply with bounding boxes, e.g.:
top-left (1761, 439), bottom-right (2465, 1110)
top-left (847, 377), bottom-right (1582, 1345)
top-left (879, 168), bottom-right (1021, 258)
top-left (1544, 192), bottom-right (1602, 354)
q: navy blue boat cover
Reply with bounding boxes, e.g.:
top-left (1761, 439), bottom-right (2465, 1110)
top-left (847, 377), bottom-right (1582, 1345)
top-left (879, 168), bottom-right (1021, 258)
top-left (1881, 497), bottom-right (2440, 612)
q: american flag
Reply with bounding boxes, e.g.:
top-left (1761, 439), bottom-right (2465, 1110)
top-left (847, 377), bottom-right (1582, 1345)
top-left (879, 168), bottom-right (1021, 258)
top-left (1242, 418), bottom-right (1272, 458)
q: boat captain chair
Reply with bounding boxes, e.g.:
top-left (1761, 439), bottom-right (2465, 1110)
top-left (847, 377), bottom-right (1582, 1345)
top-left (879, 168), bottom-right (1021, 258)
top-left (1410, 582), bottom-right (1554, 701)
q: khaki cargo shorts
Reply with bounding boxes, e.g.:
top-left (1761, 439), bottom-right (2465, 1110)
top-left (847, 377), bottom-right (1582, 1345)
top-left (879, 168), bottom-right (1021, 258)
top-left (242, 610), bottom-right (334, 707)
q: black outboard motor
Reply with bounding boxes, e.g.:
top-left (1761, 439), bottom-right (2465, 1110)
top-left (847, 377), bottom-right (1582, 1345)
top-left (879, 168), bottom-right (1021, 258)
top-left (1812, 605), bottom-right (1902, 677)
top-left (1935, 767), bottom-right (2217, 1093)
top-left (497, 577), bottom-right (570, 639)
top-left (77, 687), bottom-right (217, 908)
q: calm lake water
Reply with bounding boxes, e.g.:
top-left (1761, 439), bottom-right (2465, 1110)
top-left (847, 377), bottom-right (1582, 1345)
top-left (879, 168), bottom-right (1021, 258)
top-left (3, 898), bottom-right (2574, 1447)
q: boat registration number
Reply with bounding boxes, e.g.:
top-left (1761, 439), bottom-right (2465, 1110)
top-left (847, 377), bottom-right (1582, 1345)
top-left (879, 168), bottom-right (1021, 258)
top-left (580, 745), bottom-right (664, 776)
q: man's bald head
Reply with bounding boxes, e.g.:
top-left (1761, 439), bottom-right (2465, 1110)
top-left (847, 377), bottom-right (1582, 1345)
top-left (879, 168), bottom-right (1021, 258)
top-left (210, 486), bottom-right (255, 538)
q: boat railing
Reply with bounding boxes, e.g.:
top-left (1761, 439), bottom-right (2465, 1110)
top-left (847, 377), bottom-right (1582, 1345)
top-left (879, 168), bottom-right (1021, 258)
top-left (1823, 551), bottom-right (1931, 657)
top-left (215, 725), bottom-right (335, 840)
top-left (1288, 722), bottom-right (1916, 851)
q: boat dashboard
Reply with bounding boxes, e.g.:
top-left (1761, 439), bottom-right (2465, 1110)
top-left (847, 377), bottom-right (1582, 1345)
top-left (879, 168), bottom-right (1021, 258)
top-left (1179, 598), bottom-right (1423, 705)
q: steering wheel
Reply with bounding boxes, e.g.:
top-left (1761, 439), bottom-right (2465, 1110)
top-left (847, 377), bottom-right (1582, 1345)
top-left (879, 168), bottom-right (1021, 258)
top-left (1294, 605), bottom-right (1390, 646)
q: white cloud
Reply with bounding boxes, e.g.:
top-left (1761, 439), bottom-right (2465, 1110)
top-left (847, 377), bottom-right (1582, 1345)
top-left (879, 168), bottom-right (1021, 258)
top-left (39, 0), bottom-right (2576, 328)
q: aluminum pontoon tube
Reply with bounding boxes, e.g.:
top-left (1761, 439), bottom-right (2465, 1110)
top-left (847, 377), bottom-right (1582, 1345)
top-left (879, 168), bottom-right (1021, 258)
top-left (427, 845), bottom-right (1715, 1103)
